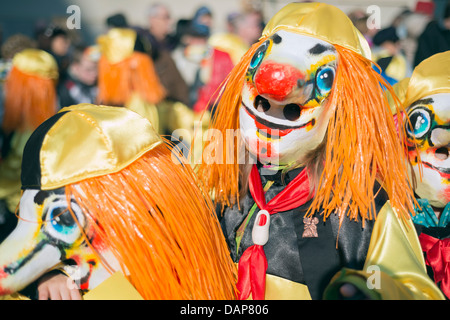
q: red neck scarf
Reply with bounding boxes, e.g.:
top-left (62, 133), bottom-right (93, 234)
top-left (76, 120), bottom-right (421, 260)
top-left (237, 164), bottom-right (313, 300)
top-left (419, 233), bottom-right (450, 299)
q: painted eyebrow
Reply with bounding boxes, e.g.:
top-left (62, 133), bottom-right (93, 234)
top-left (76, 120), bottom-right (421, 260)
top-left (409, 98), bottom-right (434, 108)
top-left (308, 43), bottom-right (335, 55)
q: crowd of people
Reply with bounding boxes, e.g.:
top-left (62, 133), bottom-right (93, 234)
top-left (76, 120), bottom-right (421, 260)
top-left (0, 2), bottom-right (265, 240)
top-left (0, 0), bottom-right (449, 300)
top-left (349, 1), bottom-right (450, 84)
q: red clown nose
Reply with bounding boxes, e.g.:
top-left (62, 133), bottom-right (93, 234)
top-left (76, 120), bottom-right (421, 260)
top-left (254, 61), bottom-right (305, 102)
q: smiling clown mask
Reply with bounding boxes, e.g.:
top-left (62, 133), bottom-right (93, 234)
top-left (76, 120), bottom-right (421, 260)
top-left (238, 4), bottom-right (371, 166)
top-left (397, 51), bottom-right (450, 208)
top-left (198, 2), bottom-right (414, 222)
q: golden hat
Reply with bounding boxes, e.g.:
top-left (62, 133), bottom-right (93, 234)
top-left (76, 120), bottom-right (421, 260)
top-left (12, 48), bottom-right (58, 79)
top-left (97, 28), bottom-right (137, 64)
top-left (399, 51), bottom-right (450, 107)
top-left (21, 103), bottom-right (162, 190)
top-left (262, 2), bottom-right (371, 59)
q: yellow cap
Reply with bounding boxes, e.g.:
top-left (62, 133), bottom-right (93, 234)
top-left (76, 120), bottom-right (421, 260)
top-left (97, 28), bottom-right (137, 64)
top-left (22, 103), bottom-right (162, 190)
top-left (12, 48), bottom-right (58, 79)
top-left (401, 51), bottom-right (450, 107)
top-left (262, 2), bottom-right (371, 59)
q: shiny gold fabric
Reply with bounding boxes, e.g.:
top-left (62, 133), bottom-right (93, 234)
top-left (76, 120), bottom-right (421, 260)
top-left (0, 292), bottom-right (30, 300)
top-left (97, 28), bottom-right (136, 64)
top-left (262, 2), bottom-right (371, 59)
top-left (12, 48), bottom-right (58, 79)
top-left (126, 94), bottom-right (160, 133)
top-left (264, 274), bottom-right (311, 300)
top-left (40, 103), bottom-right (162, 190)
top-left (83, 272), bottom-right (143, 300)
top-left (325, 201), bottom-right (445, 300)
top-left (400, 51), bottom-right (450, 107)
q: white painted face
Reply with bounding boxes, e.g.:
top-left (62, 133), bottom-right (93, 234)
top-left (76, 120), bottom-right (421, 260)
top-left (239, 30), bottom-right (338, 166)
top-left (0, 188), bottom-right (111, 295)
top-left (405, 93), bottom-right (450, 207)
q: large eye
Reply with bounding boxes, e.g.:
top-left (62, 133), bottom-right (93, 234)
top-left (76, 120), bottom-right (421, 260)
top-left (44, 196), bottom-right (85, 245)
top-left (249, 41), bottom-right (269, 70)
top-left (315, 66), bottom-right (335, 96)
top-left (407, 108), bottom-right (432, 139)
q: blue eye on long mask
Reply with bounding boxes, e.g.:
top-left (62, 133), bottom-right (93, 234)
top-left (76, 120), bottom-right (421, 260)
top-left (406, 107), bottom-right (432, 140)
top-left (43, 194), bottom-right (85, 246)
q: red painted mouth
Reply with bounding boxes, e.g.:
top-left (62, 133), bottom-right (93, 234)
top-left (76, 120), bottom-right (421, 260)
top-left (243, 103), bottom-right (313, 138)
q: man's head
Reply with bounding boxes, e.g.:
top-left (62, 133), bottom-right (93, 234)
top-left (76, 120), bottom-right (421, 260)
top-left (147, 3), bottom-right (172, 41)
top-left (70, 46), bottom-right (99, 86)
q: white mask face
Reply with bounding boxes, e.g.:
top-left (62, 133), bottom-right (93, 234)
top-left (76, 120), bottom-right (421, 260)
top-left (405, 93), bottom-right (450, 207)
top-left (239, 30), bottom-right (338, 166)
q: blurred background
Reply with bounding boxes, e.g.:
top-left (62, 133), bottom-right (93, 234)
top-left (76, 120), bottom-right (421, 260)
top-left (0, 0), bottom-right (445, 44)
top-left (1, 0), bottom-right (448, 72)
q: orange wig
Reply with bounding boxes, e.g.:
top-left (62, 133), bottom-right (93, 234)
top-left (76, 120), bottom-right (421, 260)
top-left (197, 37), bottom-right (416, 224)
top-left (66, 143), bottom-right (237, 299)
top-left (3, 60), bottom-right (57, 133)
top-left (97, 51), bottom-right (166, 106)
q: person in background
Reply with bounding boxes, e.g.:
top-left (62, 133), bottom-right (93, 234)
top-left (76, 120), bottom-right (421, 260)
top-left (192, 6), bottom-right (214, 32)
top-left (391, 9), bottom-right (430, 67)
top-left (209, 10), bottom-right (264, 65)
top-left (147, 3), bottom-right (175, 52)
top-left (372, 26), bottom-right (412, 84)
top-left (414, 0), bottom-right (450, 66)
top-left (43, 26), bottom-right (72, 83)
top-left (0, 34), bottom-right (37, 122)
top-left (142, 5), bottom-right (190, 106)
top-left (0, 49), bottom-right (58, 242)
top-left (0, 34), bottom-right (37, 244)
top-left (172, 21), bottom-right (234, 113)
top-left (58, 45), bottom-right (99, 108)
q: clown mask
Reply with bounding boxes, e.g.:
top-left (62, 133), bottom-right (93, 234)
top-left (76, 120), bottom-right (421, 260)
top-left (239, 30), bottom-right (338, 166)
top-left (406, 93), bottom-right (450, 208)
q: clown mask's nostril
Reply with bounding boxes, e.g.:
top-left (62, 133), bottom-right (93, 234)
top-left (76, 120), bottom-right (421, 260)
top-left (283, 104), bottom-right (301, 121)
top-left (435, 147), bottom-right (449, 160)
top-left (254, 95), bottom-right (271, 112)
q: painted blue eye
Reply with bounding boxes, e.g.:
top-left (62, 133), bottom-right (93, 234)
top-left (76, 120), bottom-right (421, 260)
top-left (44, 196), bottom-right (85, 245)
top-left (249, 42), bottom-right (268, 69)
top-left (49, 206), bottom-right (76, 235)
top-left (315, 66), bottom-right (335, 95)
top-left (407, 108), bottom-right (431, 139)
